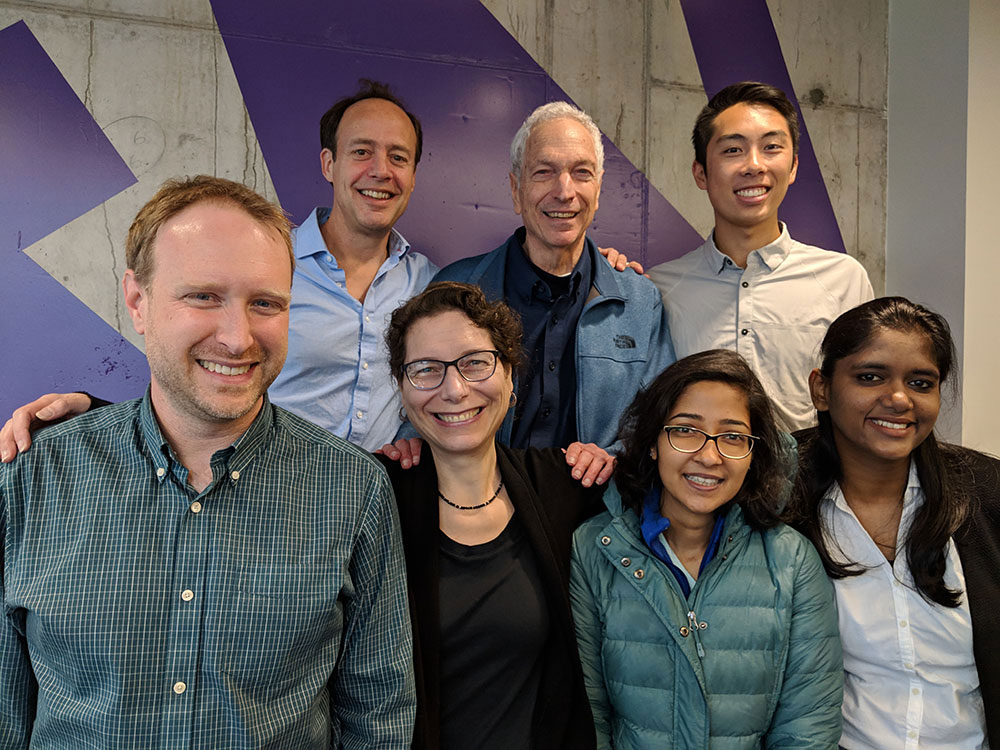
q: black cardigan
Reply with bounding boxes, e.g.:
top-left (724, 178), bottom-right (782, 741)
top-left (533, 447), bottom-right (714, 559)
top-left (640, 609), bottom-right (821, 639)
top-left (950, 446), bottom-right (1000, 746)
top-left (380, 444), bottom-right (602, 750)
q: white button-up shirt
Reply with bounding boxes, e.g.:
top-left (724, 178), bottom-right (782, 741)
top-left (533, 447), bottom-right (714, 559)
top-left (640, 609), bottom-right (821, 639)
top-left (821, 466), bottom-right (987, 749)
top-left (648, 224), bottom-right (873, 431)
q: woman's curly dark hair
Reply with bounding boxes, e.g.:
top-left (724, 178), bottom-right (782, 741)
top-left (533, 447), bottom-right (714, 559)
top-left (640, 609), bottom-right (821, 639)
top-left (615, 349), bottom-right (786, 529)
top-left (386, 281), bottom-right (524, 381)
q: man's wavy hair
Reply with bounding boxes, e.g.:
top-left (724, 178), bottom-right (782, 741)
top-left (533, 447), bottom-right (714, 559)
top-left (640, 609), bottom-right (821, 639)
top-left (125, 175), bottom-right (293, 286)
top-left (615, 349), bottom-right (786, 529)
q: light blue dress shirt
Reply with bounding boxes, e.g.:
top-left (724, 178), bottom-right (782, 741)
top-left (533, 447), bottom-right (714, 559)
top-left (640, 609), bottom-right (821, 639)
top-left (269, 207), bottom-right (437, 451)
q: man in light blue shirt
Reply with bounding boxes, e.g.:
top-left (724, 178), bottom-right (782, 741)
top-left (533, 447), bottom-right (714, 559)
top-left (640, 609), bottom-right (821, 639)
top-left (268, 80), bottom-right (437, 450)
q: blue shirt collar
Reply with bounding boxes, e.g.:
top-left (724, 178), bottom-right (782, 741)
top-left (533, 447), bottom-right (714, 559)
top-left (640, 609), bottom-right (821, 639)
top-left (295, 206), bottom-right (410, 263)
top-left (639, 485), bottom-right (727, 597)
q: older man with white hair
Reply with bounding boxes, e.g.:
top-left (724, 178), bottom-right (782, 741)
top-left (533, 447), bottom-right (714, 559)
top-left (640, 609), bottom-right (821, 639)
top-left (429, 102), bottom-right (675, 451)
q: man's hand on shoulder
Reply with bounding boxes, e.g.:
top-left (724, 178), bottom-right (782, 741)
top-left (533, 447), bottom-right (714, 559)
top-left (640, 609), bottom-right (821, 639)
top-left (563, 442), bottom-right (616, 487)
top-left (0, 392), bottom-right (93, 462)
top-left (597, 246), bottom-right (645, 276)
top-left (375, 437), bottom-right (424, 469)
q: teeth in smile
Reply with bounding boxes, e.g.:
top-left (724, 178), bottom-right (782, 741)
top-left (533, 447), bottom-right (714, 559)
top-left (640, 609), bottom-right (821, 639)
top-left (545, 211), bottom-right (577, 218)
top-left (685, 474), bottom-right (722, 487)
top-left (199, 360), bottom-right (251, 376)
top-left (360, 189), bottom-right (392, 199)
top-left (871, 418), bottom-right (909, 430)
top-left (736, 187), bottom-right (767, 197)
top-left (437, 408), bottom-right (482, 423)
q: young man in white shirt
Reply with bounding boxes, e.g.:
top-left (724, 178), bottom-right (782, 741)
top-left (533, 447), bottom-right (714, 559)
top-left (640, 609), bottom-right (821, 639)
top-left (647, 81), bottom-right (873, 431)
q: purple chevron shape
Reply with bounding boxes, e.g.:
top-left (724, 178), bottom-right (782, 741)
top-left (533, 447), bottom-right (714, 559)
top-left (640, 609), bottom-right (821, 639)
top-left (1, 21), bottom-right (145, 420)
top-left (680, 0), bottom-right (846, 253)
top-left (209, 0), bottom-right (704, 268)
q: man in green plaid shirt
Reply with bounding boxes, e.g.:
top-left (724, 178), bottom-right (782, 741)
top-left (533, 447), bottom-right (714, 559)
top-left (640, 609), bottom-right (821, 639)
top-left (0, 176), bottom-right (415, 748)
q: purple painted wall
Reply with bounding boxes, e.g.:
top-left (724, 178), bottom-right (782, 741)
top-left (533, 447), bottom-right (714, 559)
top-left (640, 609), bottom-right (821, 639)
top-left (2, 0), bottom-right (844, 416)
top-left (0, 21), bottom-right (145, 420)
top-left (209, 0), bottom-right (704, 268)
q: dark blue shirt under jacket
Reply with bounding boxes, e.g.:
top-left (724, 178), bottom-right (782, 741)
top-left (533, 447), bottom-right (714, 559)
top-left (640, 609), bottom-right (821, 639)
top-left (504, 228), bottom-right (593, 450)
top-left (639, 486), bottom-right (726, 598)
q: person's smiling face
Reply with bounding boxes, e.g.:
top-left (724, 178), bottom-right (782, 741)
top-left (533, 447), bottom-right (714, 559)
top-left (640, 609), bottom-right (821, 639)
top-left (322, 97), bottom-right (418, 238)
top-left (654, 380), bottom-right (753, 525)
top-left (694, 101), bottom-right (798, 240)
top-left (510, 117), bottom-right (602, 267)
top-left (123, 201), bottom-right (291, 435)
top-left (810, 327), bottom-right (942, 475)
top-left (400, 310), bottom-right (514, 459)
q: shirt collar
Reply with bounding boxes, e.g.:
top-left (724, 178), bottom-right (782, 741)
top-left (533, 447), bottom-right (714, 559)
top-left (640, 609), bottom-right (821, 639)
top-left (295, 206), bottom-right (411, 263)
top-left (138, 389), bottom-right (276, 485)
top-left (505, 226), bottom-right (592, 305)
top-left (702, 221), bottom-right (794, 274)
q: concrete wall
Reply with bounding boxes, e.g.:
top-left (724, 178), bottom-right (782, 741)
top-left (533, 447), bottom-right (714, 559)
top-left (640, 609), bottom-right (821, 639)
top-left (1, 0), bottom-right (888, 357)
top-left (482, 0), bottom-right (888, 288)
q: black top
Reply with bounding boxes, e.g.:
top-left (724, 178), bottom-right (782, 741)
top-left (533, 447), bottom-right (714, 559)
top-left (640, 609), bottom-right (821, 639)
top-left (438, 514), bottom-right (548, 750)
top-left (503, 228), bottom-right (593, 449)
top-left (380, 444), bottom-right (604, 750)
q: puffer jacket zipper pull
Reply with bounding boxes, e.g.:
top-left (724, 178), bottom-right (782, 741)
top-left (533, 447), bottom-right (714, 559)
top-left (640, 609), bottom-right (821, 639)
top-left (687, 610), bottom-right (707, 658)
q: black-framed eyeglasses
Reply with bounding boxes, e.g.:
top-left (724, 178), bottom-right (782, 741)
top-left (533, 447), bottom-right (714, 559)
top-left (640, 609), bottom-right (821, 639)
top-left (661, 425), bottom-right (759, 460)
top-left (402, 350), bottom-right (501, 390)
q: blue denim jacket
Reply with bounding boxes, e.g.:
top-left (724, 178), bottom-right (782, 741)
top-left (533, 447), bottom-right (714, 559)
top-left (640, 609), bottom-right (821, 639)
top-left (430, 231), bottom-right (676, 450)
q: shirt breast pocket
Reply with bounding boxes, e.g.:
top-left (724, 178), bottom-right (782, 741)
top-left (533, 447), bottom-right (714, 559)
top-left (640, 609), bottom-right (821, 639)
top-left (213, 564), bottom-right (341, 695)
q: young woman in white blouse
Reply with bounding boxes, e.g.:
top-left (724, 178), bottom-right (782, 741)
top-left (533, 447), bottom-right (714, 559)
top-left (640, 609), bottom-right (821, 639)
top-left (787, 296), bottom-right (999, 748)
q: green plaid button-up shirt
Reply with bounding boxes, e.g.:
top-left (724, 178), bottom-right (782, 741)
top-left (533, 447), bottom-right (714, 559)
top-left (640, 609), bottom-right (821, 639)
top-left (1, 392), bottom-right (414, 748)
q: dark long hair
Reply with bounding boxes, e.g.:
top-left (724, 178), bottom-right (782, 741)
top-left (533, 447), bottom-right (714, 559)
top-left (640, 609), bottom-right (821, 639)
top-left (786, 296), bottom-right (967, 607)
top-left (615, 349), bottom-right (786, 529)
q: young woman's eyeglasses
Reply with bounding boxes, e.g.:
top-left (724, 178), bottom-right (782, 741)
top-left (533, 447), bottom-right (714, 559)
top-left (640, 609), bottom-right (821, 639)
top-left (661, 425), bottom-right (759, 460)
top-left (402, 350), bottom-right (501, 390)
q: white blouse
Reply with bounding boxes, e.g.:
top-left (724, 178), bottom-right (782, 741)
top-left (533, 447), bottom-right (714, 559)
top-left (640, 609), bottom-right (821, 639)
top-left (821, 464), bottom-right (987, 749)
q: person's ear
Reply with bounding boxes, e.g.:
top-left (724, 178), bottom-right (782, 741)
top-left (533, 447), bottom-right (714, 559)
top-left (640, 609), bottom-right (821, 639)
top-left (122, 269), bottom-right (148, 336)
top-left (692, 159), bottom-right (708, 191)
top-left (808, 369), bottom-right (829, 411)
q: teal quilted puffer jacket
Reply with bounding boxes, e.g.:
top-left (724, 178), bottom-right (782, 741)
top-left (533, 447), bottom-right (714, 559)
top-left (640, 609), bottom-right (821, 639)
top-left (570, 484), bottom-right (843, 749)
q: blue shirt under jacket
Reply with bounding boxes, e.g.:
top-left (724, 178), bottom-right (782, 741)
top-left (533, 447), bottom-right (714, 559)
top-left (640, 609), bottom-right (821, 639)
top-left (430, 230), bottom-right (676, 451)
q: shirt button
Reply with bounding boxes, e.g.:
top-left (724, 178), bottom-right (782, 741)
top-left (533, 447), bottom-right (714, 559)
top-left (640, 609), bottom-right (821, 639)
top-left (725, 258), bottom-right (732, 265)
top-left (911, 687), bottom-right (920, 695)
top-left (904, 661), bottom-right (913, 670)
top-left (173, 681), bottom-right (187, 695)
top-left (190, 501), bottom-right (203, 514)
top-left (325, 254), bottom-right (333, 263)
top-left (362, 362), bottom-right (369, 370)
top-left (230, 470), bottom-right (240, 481)
top-left (909, 731), bottom-right (918, 739)
top-left (336, 281), bottom-right (343, 287)
top-left (741, 281), bottom-right (749, 288)
top-left (620, 557), bottom-right (631, 567)
top-left (365, 315), bottom-right (371, 322)
top-left (741, 328), bottom-right (749, 336)
top-left (542, 407), bottom-right (551, 418)
top-left (548, 360), bottom-right (556, 371)
top-left (900, 620), bottom-right (908, 628)
top-left (156, 467), bottom-right (166, 478)
top-left (601, 536), bottom-right (611, 546)
top-left (181, 589), bottom-right (194, 602)
top-left (552, 315), bottom-right (560, 324)
top-left (356, 410), bottom-right (363, 419)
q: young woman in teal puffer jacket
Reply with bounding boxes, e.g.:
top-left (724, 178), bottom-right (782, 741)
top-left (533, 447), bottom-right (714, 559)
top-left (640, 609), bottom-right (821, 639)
top-left (570, 350), bottom-right (843, 749)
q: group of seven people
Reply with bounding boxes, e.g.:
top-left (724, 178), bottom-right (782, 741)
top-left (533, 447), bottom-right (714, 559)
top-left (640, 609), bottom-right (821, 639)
top-left (1, 78), bottom-right (996, 748)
